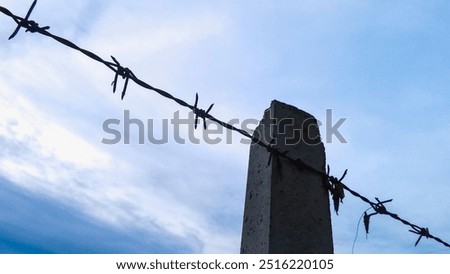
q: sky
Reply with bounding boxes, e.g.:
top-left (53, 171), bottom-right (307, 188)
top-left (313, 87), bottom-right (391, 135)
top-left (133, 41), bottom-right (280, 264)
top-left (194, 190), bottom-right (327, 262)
top-left (0, 0), bottom-right (449, 254)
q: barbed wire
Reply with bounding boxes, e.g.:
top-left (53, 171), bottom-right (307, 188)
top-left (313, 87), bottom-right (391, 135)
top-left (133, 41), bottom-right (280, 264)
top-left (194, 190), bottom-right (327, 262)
top-left (1, 1), bottom-right (449, 250)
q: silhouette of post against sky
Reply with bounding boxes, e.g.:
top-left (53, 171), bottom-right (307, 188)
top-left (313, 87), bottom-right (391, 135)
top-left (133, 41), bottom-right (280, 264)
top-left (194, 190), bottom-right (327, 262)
top-left (241, 100), bottom-right (333, 253)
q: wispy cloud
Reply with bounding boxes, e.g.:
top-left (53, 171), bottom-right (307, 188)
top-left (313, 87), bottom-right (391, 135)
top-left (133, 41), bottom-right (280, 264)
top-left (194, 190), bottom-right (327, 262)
top-left (0, 77), bottom-right (242, 252)
top-left (0, 0), bottom-right (245, 254)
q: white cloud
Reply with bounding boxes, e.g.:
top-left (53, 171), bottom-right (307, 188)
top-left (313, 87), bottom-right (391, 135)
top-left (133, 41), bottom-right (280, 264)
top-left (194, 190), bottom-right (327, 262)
top-left (0, 85), bottom-right (111, 169)
top-left (0, 58), bottom-right (241, 253)
top-left (84, 2), bottom-right (228, 58)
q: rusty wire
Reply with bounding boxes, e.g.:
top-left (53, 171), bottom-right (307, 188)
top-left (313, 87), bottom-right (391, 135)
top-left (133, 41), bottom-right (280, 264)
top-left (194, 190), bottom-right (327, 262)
top-left (1, 1), bottom-right (449, 250)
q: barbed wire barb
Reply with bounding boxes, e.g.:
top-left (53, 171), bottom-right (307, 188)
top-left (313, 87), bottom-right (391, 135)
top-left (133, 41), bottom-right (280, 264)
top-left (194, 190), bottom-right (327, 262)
top-left (410, 227), bottom-right (431, 247)
top-left (327, 167), bottom-right (347, 215)
top-left (193, 93), bottom-right (214, 130)
top-left (8, 0), bottom-right (37, 39)
top-left (110, 56), bottom-right (135, 100)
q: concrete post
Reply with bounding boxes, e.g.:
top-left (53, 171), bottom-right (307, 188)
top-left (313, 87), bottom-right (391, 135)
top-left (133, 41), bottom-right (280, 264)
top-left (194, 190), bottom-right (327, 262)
top-left (240, 100), bottom-right (333, 254)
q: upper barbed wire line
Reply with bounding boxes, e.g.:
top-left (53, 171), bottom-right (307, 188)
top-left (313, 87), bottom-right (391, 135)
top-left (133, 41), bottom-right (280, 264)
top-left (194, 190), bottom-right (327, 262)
top-left (1, 2), bottom-right (449, 250)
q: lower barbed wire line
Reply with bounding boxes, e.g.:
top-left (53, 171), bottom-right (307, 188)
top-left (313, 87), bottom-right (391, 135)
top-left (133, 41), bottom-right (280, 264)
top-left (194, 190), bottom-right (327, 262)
top-left (1, 3), bottom-right (449, 250)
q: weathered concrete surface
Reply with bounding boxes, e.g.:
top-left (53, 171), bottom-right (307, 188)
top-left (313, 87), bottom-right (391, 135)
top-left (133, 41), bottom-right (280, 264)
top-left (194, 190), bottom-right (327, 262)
top-left (240, 100), bottom-right (333, 254)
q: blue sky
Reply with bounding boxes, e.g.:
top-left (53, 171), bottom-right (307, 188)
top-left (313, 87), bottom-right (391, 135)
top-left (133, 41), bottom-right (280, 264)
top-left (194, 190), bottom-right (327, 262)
top-left (0, 0), bottom-right (449, 253)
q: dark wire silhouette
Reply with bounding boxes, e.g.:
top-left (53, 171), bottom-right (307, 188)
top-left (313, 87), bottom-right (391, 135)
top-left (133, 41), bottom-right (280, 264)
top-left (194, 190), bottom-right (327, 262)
top-left (352, 206), bottom-right (371, 254)
top-left (1, 1), bottom-right (448, 250)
